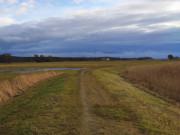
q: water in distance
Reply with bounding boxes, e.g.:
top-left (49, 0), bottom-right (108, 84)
top-left (0, 68), bottom-right (85, 73)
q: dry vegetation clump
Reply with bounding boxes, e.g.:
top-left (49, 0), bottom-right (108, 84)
top-left (123, 62), bottom-right (180, 101)
top-left (0, 71), bottom-right (60, 103)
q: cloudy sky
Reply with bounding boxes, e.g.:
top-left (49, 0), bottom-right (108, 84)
top-left (0, 0), bottom-right (180, 58)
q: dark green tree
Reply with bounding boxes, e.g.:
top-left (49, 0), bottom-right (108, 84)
top-left (1, 53), bottom-right (12, 63)
top-left (34, 54), bottom-right (39, 62)
top-left (40, 54), bottom-right (45, 62)
top-left (168, 54), bottom-right (174, 60)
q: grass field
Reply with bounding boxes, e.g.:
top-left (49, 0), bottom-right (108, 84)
top-left (0, 60), bottom-right (180, 135)
top-left (0, 71), bottom-right (60, 103)
top-left (0, 72), bottom-right (20, 82)
top-left (0, 60), bottom-right (165, 69)
top-left (0, 71), bottom-right (82, 135)
top-left (92, 68), bottom-right (180, 134)
top-left (123, 62), bottom-right (180, 102)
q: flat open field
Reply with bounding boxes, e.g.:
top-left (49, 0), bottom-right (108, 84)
top-left (0, 60), bottom-right (180, 135)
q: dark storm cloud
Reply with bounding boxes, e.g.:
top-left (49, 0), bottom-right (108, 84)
top-left (0, 3), bottom-right (180, 58)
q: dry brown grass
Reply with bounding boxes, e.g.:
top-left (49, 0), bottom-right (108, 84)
top-left (0, 71), bottom-right (60, 103)
top-left (93, 68), bottom-right (180, 134)
top-left (0, 60), bottom-right (165, 69)
top-left (123, 62), bottom-right (180, 102)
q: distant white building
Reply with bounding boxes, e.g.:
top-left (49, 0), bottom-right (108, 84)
top-left (106, 58), bottom-right (110, 61)
top-left (101, 57), bottom-right (110, 61)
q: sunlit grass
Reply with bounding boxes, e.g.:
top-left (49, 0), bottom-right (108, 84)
top-left (0, 71), bottom-right (82, 135)
top-left (0, 60), bottom-right (179, 134)
top-left (92, 68), bottom-right (180, 134)
top-left (0, 71), bottom-right (61, 103)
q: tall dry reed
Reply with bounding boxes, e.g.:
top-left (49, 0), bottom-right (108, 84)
top-left (0, 71), bottom-right (60, 103)
top-left (123, 62), bottom-right (180, 101)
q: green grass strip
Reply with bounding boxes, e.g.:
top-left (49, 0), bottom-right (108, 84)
top-left (0, 71), bottom-right (82, 135)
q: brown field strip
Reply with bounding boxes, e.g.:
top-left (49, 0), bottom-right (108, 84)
top-left (123, 62), bottom-right (180, 102)
top-left (0, 71), bottom-right (61, 103)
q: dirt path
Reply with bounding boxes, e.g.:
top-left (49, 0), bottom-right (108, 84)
top-left (80, 70), bottom-right (94, 135)
top-left (80, 70), bottom-right (141, 135)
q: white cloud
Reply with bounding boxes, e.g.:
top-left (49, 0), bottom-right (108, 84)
top-left (0, 17), bottom-right (17, 27)
top-left (2, 36), bottom-right (28, 42)
top-left (73, 0), bottom-right (84, 4)
top-left (0, 0), bottom-right (18, 4)
top-left (20, 0), bottom-right (34, 7)
top-left (150, 21), bottom-right (180, 29)
top-left (1, 2), bottom-right (180, 41)
top-left (16, 0), bottom-right (34, 14)
top-left (0, 0), bottom-right (179, 57)
top-left (8, 0), bottom-right (18, 4)
top-left (16, 7), bottom-right (27, 14)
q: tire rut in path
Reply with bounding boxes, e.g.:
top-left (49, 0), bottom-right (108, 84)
top-left (80, 70), bottom-right (94, 135)
top-left (80, 70), bottom-right (120, 135)
top-left (80, 70), bottom-right (142, 135)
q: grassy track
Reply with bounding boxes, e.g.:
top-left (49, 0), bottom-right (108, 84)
top-left (92, 68), bottom-right (180, 135)
top-left (1, 61), bottom-right (180, 135)
top-left (80, 70), bottom-right (142, 134)
top-left (0, 71), bottom-right (82, 135)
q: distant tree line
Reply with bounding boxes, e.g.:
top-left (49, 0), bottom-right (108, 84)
top-left (1, 53), bottom-right (179, 63)
top-left (0, 53), bottom-right (153, 63)
top-left (0, 53), bottom-right (13, 63)
top-left (168, 54), bottom-right (179, 60)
